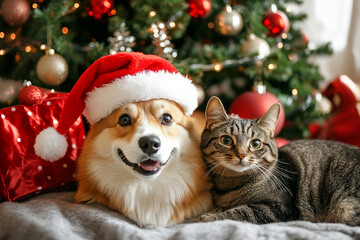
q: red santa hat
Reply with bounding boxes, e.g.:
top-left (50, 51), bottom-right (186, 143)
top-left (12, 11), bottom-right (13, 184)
top-left (34, 52), bottom-right (198, 161)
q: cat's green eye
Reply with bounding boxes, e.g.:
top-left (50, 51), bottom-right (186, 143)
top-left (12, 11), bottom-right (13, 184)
top-left (249, 139), bottom-right (261, 149)
top-left (220, 135), bottom-right (233, 146)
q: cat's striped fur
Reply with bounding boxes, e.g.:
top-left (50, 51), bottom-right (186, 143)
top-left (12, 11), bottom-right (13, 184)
top-left (198, 96), bottom-right (360, 226)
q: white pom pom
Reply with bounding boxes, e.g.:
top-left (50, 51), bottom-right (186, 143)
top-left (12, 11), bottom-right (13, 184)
top-left (34, 127), bottom-right (68, 162)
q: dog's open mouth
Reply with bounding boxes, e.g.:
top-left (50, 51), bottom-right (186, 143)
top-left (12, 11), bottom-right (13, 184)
top-left (118, 149), bottom-right (170, 176)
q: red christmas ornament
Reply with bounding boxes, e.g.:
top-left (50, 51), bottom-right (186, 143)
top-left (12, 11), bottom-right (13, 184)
top-left (229, 91), bottom-right (285, 136)
top-left (310, 75), bottom-right (360, 147)
top-left (18, 85), bottom-right (43, 106)
top-left (0, 90), bottom-right (86, 201)
top-left (275, 137), bottom-right (290, 148)
top-left (87, 0), bottom-right (114, 20)
top-left (262, 6), bottom-right (289, 37)
top-left (187, 0), bottom-right (212, 18)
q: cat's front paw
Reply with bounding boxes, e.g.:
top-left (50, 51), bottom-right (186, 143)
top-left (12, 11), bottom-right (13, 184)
top-left (197, 213), bottom-right (218, 222)
top-left (197, 207), bottom-right (224, 222)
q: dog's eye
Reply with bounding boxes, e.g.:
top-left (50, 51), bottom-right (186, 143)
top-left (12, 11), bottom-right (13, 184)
top-left (118, 114), bottom-right (131, 126)
top-left (161, 113), bottom-right (173, 126)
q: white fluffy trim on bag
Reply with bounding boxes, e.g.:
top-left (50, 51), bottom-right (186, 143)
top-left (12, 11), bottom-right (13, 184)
top-left (34, 127), bottom-right (68, 162)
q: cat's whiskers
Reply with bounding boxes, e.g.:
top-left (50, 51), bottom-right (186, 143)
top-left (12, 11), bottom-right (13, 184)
top-left (277, 160), bottom-right (290, 165)
top-left (206, 161), bottom-right (226, 178)
top-left (276, 165), bottom-right (297, 175)
top-left (273, 167), bottom-right (292, 180)
top-left (257, 163), bottom-right (293, 196)
top-left (253, 163), bottom-right (279, 192)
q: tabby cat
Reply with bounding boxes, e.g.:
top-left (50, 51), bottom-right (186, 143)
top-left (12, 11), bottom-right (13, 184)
top-left (198, 96), bottom-right (360, 226)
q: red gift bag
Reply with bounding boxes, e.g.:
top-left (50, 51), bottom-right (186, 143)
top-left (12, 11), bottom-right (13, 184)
top-left (0, 87), bottom-right (86, 201)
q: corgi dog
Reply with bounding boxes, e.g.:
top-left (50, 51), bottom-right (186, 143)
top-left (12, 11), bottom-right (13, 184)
top-left (75, 99), bottom-right (213, 227)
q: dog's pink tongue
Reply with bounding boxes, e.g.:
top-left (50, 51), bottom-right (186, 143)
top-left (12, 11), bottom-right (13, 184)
top-left (139, 160), bottom-right (159, 171)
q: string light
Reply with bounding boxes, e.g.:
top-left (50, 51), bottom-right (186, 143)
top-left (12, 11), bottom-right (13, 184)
top-left (281, 33), bottom-right (287, 39)
top-left (292, 88), bottom-right (298, 96)
top-left (15, 53), bottom-right (21, 62)
top-left (277, 42), bottom-right (283, 49)
top-left (110, 9), bottom-right (116, 15)
top-left (149, 11), bottom-right (156, 18)
top-left (268, 63), bottom-right (277, 70)
top-left (10, 33), bottom-right (16, 40)
top-left (169, 21), bottom-right (176, 29)
top-left (214, 64), bottom-right (223, 72)
top-left (286, 6), bottom-right (292, 13)
top-left (25, 46), bottom-right (32, 53)
top-left (62, 27), bottom-right (69, 35)
top-left (40, 44), bottom-right (46, 50)
top-left (0, 50), bottom-right (5, 56)
top-left (32, 3), bottom-right (38, 9)
top-left (288, 54), bottom-right (294, 60)
top-left (0, 32), bottom-right (4, 39)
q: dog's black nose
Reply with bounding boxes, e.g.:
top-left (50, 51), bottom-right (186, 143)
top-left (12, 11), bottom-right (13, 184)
top-left (139, 136), bottom-right (161, 155)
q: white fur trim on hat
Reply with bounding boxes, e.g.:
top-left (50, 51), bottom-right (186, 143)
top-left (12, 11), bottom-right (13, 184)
top-left (83, 70), bottom-right (198, 124)
top-left (34, 127), bottom-right (68, 162)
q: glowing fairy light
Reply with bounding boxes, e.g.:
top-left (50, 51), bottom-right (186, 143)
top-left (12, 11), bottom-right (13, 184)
top-left (214, 64), bottom-right (223, 72)
top-left (25, 45), bottom-right (32, 53)
top-left (268, 63), bottom-right (277, 70)
top-left (169, 22), bottom-right (176, 28)
top-left (292, 88), bottom-right (298, 96)
top-left (62, 27), bottom-right (69, 35)
top-left (149, 11), bottom-right (156, 18)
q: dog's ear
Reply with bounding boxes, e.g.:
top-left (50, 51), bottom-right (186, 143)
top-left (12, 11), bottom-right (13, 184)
top-left (205, 96), bottom-right (228, 130)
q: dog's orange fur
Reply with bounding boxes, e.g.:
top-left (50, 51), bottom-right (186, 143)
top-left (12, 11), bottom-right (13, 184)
top-left (75, 99), bottom-right (212, 226)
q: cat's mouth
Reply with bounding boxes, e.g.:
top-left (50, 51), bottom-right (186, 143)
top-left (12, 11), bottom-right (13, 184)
top-left (117, 148), bottom-right (171, 176)
top-left (222, 159), bottom-right (255, 173)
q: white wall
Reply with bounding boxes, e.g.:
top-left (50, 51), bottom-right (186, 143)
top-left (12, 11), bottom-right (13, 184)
top-left (296, 0), bottom-right (360, 84)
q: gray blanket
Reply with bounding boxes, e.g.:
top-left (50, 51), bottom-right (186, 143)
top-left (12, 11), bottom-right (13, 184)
top-left (1, 192), bottom-right (359, 240)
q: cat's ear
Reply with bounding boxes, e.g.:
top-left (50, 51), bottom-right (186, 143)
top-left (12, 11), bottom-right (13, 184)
top-left (256, 103), bottom-right (281, 137)
top-left (205, 96), bottom-right (229, 130)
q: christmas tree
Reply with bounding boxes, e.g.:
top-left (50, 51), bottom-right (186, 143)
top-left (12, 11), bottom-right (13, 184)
top-left (0, 0), bottom-right (332, 139)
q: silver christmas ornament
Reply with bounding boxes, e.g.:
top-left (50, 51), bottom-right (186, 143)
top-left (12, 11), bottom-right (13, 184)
top-left (36, 50), bottom-right (69, 86)
top-left (214, 4), bottom-right (244, 36)
top-left (150, 22), bottom-right (177, 61)
top-left (108, 22), bottom-right (136, 54)
top-left (240, 34), bottom-right (271, 59)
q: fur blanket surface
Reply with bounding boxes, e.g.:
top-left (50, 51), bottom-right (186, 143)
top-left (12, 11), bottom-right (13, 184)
top-left (1, 192), bottom-right (360, 240)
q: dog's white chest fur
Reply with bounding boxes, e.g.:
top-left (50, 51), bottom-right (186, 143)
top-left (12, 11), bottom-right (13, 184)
top-left (90, 157), bottom-right (194, 226)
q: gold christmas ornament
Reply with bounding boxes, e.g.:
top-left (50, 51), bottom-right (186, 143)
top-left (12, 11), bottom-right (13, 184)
top-left (240, 33), bottom-right (271, 59)
top-left (36, 51), bottom-right (69, 86)
top-left (214, 4), bottom-right (244, 36)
